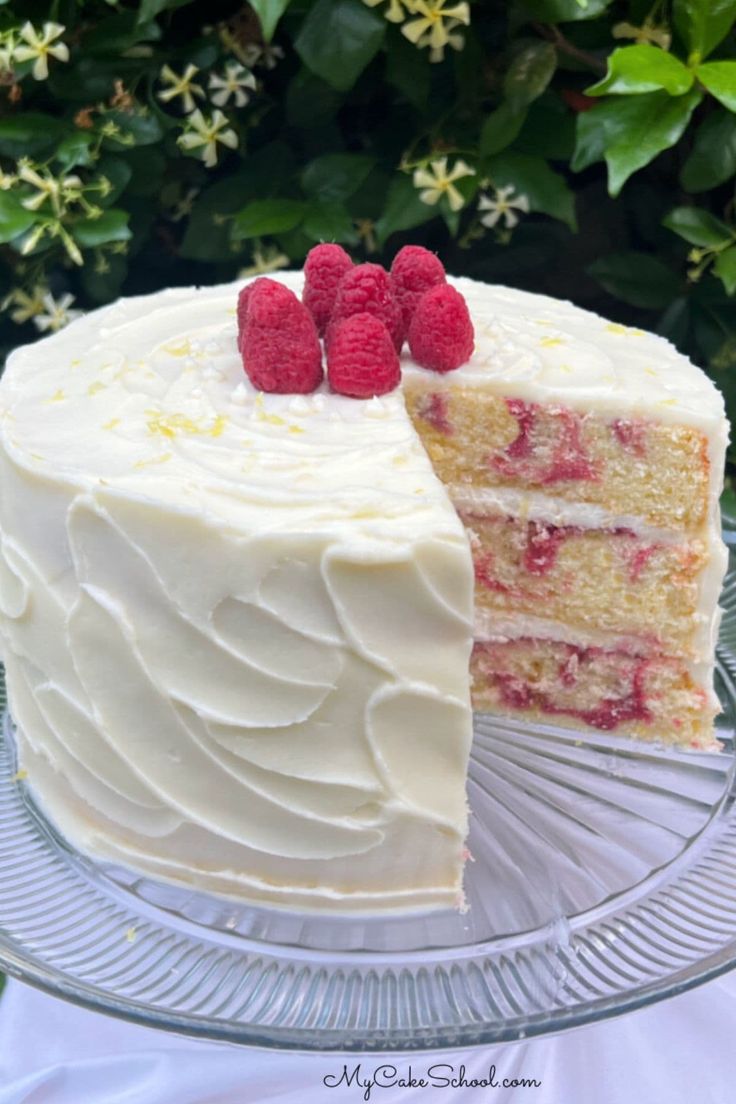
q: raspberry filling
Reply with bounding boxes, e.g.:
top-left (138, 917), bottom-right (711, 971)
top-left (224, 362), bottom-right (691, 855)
top-left (473, 638), bottom-right (654, 731)
top-left (492, 399), bottom-right (598, 485)
top-left (416, 391), bottom-right (453, 435)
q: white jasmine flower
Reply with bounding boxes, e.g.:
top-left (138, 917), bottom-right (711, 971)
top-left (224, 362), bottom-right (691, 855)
top-left (177, 109), bottom-right (238, 168)
top-left (412, 156), bottom-right (475, 211)
top-left (240, 42), bottom-right (284, 70)
top-left (157, 63), bottom-right (205, 114)
top-left (208, 63), bottom-right (256, 108)
top-left (238, 245), bottom-right (290, 277)
top-left (478, 185), bottom-right (530, 229)
top-left (416, 16), bottom-right (466, 62)
top-left (362, 0), bottom-right (412, 23)
top-left (402, 2), bottom-right (470, 61)
top-left (33, 292), bottom-right (83, 333)
top-left (13, 22), bottom-right (69, 81)
top-left (169, 186), bottom-right (200, 223)
top-left (612, 20), bottom-right (671, 50)
top-left (18, 162), bottom-right (81, 215)
top-left (3, 284), bottom-right (48, 324)
top-left (0, 34), bottom-right (16, 75)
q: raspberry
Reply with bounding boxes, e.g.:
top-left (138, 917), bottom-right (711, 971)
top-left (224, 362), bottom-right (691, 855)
top-left (327, 313), bottom-right (401, 398)
top-left (408, 284), bottom-right (474, 373)
top-left (327, 263), bottom-right (404, 352)
top-left (302, 243), bottom-right (353, 335)
top-left (241, 279), bottom-right (323, 393)
top-left (237, 278), bottom-right (271, 351)
top-left (390, 246), bottom-right (446, 332)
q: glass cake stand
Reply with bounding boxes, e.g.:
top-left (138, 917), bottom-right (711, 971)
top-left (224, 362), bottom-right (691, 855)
top-left (1, 562), bottom-right (736, 1052)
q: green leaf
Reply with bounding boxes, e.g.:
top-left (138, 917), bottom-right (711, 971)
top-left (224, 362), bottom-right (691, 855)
top-left (82, 254), bottom-right (128, 304)
top-left (674, 0), bottom-right (736, 61)
top-left (248, 0), bottom-right (292, 41)
top-left (697, 61), bottom-right (736, 113)
top-left (83, 12), bottom-right (161, 53)
top-left (302, 202), bottom-right (359, 244)
top-left (295, 0), bottom-right (385, 92)
top-left (575, 89), bottom-right (702, 195)
top-left (137, 0), bottom-right (197, 23)
top-left (488, 152), bottom-right (577, 230)
top-left (662, 206), bottom-right (734, 247)
top-left (514, 0), bottom-right (613, 22)
top-left (385, 31), bottom-right (430, 110)
top-left (480, 103), bottom-right (528, 158)
top-left (49, 58), bottom-right (141, 102)
top-left (182, 144), bottom-right (296, 261)
top-left (96, 157), bottom-right (133, 207)
top-left (103, 110), bottom-right (165, 148)
top-left (0, 114), bottom-right (67, 159)
top-left (0, 192), bottom-right (36, 245)
top-left (285, 69), bottom-right (341, 128)
top-left (504, 42), bottom-right (557, 111)
top-left (302, 155), bottom-right (376, 203)
top-left (122, 148), bottom-right (167, 198)
top-left (586, 45), bottom-right (694, 97)
top-left (72, 209), bottom-right (132, 249)
top-left (680, 110), bottom-right (736, 191)
top-left (715, 246), bottom-right (736, 295)
top-left (658, 295), bottom-right (691, 348)
top-left (512, 93), bottom-right (576, 159)
top-left (233, 199), bottom-right (307, 240)
top-left (375, 174), bottom-right (436, 247)
top-left (588, 251), bottom-right (680, 308)
top-left (54, 132), bottom-right (97, 172)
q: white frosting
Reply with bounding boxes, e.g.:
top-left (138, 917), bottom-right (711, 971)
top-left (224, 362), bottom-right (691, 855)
top-left (0, 273), bottom-right (475, 912)
top-left (0, 272), bottom-right (727, 911)
top-left (405, 277), bottom-right (726, 431)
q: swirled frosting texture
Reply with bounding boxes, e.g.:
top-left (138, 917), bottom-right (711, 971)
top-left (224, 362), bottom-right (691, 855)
top-left (0, 273), bottom-right (475, 911)
top-left (0, 273), bottom-right (728, 910)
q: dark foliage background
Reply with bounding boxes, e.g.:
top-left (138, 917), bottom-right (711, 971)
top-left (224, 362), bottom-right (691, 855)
top-left (0, 0), bottom-right (735, 476)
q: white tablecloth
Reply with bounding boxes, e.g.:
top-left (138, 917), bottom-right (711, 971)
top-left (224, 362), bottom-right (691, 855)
top-left (0, 972), bottom-right (735, 1103)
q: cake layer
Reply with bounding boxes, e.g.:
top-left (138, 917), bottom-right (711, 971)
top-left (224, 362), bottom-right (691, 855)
top-left (405, 385), bottom-right (711, 531)
top-left (471, 636), bottom-right (716, 750)
top-left (463, 508), bottom-right (708, 657)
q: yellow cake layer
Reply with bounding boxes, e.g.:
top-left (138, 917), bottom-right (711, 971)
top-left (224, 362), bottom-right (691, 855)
top-left (471, 637), bottom-right (715, 750)
top-left (405, 384), bottom-right (710, 532)
top-left (462, 510), bottom-right (706, 657)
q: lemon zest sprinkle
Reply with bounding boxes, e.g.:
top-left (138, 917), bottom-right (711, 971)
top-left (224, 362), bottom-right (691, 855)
top-left (162, 337), bottom-right (191, 357)
top-left (102, 417), bottom-right (120, 430)
top-left (134, 452), bottom-right (172, 469)
top-left (254, 393), bottom-right (286, 426)
top-left (146, 410), bottom-right (228, 438)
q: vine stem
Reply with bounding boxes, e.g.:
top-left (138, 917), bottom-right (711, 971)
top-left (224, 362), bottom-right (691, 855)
top-left (532, 22), bottom-right (608, 74)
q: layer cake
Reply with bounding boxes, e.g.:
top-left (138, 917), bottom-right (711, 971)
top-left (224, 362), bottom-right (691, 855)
top-left (0, 271), bottom-right (727, 911)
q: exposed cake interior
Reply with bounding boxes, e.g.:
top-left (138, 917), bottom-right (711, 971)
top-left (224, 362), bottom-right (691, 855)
top-left (402, 290), bottom-right (728, 751)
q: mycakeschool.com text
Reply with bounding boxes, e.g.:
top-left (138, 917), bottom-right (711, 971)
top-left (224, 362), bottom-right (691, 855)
top-left (322, 1062), bottom-right (543, 1100)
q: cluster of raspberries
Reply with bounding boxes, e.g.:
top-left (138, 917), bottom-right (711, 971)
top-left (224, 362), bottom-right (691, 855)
top-left (237, 244), bottom-right (474, 399)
